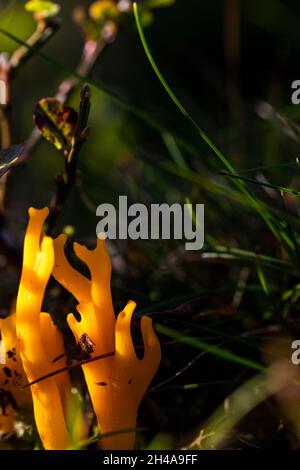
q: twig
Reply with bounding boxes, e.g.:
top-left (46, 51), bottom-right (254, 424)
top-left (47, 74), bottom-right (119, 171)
top-left (149, 350), bottom-right (208, 393)
top-left (23, 350), bottom-right (115, 389)
top-left (56, 39), bottom-right (106, 103)
top-left (46, 84), bottom-right (91, 234)
top-left (9, 19), bottom-right (61, 73)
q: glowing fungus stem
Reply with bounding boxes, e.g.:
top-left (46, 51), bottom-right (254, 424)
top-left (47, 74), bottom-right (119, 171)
top-left (53, 236), bottom-right (161, 449)
top-left (16, 208), bottom-right (71, 450)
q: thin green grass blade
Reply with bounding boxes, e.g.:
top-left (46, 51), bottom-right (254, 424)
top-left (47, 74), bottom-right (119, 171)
top-left (223, 172), bottom-right (300, 196)
top-left (204, 245), bottom-right (295, 272)
top-left (165, 380), bottom-right (243, 390)
top-left (137, 285), bottom-right (266, 315)
top-left (237, 161), bottom-right (297, 174)
top-left (154, 316), bottom-right (264, 352)
top-left (203, 374), bottom-right (270, 449)
top-left (156, 324), bottom-right (266, 372)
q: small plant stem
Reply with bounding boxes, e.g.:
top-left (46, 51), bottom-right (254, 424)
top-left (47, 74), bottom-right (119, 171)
top-left (56, 38), bottom-right (106, 103)
top-left (9, 19), bottom-right (61, 73)
top-left (0, 18), bottom-right (60, 211)
top-left (0, 108), bottom-right (11, 149)
top-left (46, 84), bottom-right (91, 235)
top-left (0, 56), bottom-right (12, 209)
top-left (0, 54), bottom-right (11, 150)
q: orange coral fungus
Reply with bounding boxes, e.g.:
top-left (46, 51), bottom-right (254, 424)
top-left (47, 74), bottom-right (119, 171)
top-left (16, 207), bottom-right (85, 450)
top-left (53, 234), bottom-right (161, 449)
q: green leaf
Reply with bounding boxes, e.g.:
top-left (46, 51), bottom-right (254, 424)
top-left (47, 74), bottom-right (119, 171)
top-left (33, 98), bottom-right (78, 151)
top-left (25, 1), bottom-right (60, 20)
top-left (0, 143), bottom-right (26, 177)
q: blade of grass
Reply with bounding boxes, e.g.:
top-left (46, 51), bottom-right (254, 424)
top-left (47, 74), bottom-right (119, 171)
top-left (154, 315), bottom-right (264, 351)
top-left (237, 161), bottom-right (297, 174)
top-left (136, 284), bottom-right (266, 315)
top-left (68, 427), bottom-right (146, 450)
top-left (203, 374), bottom-right (270, 449)
top-left (162, 132), bottom-right (188, 170)
top-left (222, 171), bottom-right (300, 196)
top-left (156, 324), bottom-right (266, 372)
top-left (160, 380), bottom-right (244, 390)
top-left (203, 245), bottom-right (295, 273)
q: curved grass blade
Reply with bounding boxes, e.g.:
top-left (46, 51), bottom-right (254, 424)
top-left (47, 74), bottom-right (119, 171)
top-left (68, 427), bottom-right (147, 450)
top-left (156, 324), bottom-right (266, 372)
top-left (202, 245), bottom-right (295, 273)
top-left (201, 374), bottom-right (269, 449)
top-left (222, 171), bottom-right (300, 197)
top-left (237, 161), bottom-right (297, 174)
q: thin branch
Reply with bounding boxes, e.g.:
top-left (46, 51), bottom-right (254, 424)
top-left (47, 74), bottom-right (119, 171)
top-left (23, 350), bottom-right (115, 389)
top-left (9, 19), bottom-right (61, 73)
top-left (46, 84), bottom-right (91, 234)
top-left (149, 350), bottom-right (208, 393)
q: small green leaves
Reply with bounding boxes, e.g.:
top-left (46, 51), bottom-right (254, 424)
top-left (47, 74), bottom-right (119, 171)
top-left (25, 1), bottom-right (61, 21)
top-left (89, 1), bottom-right (119, 24)
top-left (0, 143), bottom-right (26, 177)
top-left (33, 98), bottom-right (78, 151)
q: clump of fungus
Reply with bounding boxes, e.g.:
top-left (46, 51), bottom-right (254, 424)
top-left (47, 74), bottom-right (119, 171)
top-left (52, 233), bottom-right (161, 449)
top-left (11, 207), bottom-right (160, 450)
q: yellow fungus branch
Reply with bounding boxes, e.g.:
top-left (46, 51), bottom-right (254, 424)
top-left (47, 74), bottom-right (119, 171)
top-left (53, 236), bottom-right (161, 450)
top-left (16, 208), bottom-right (71, 450)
